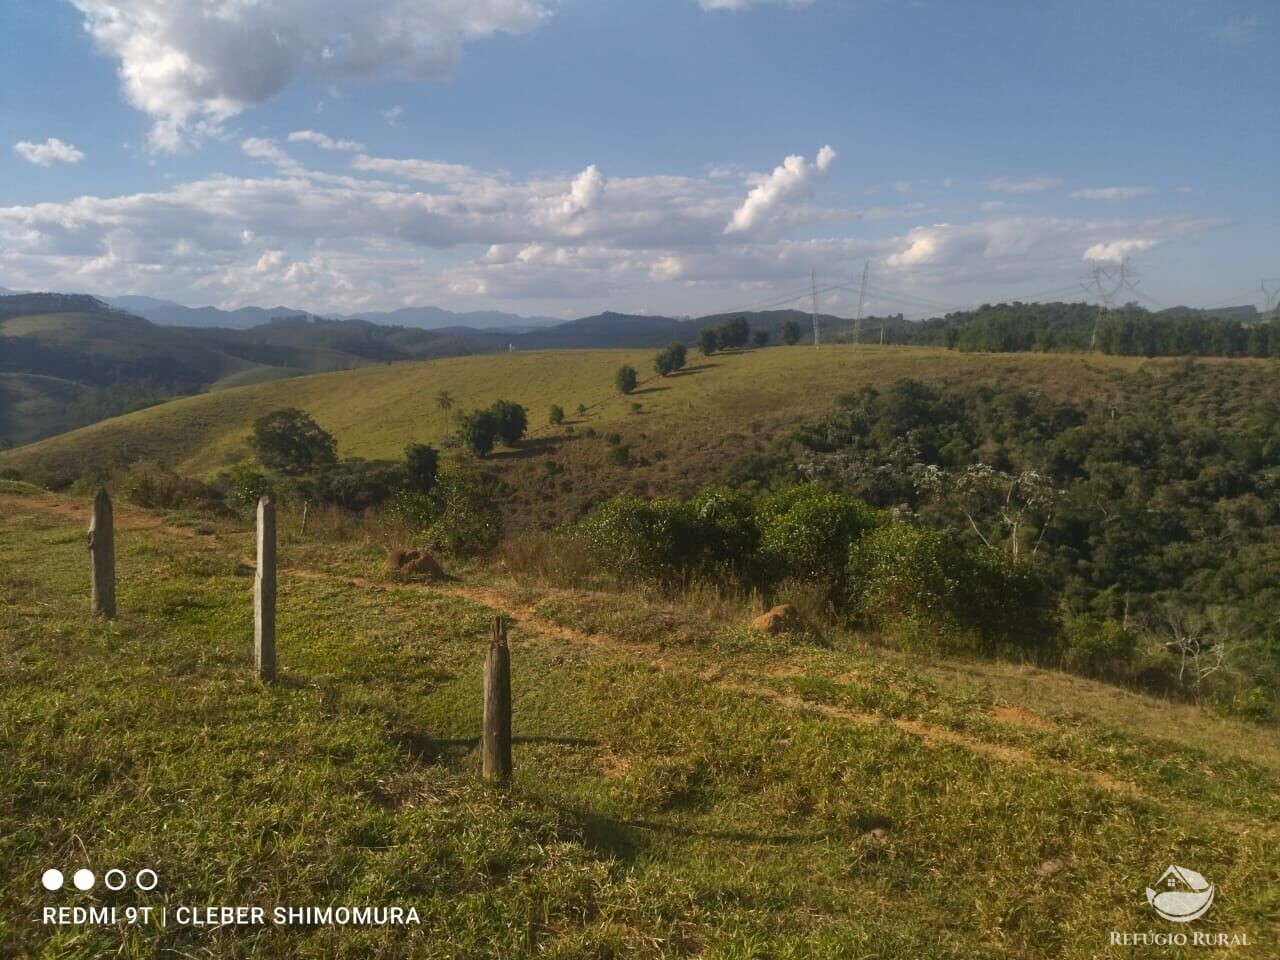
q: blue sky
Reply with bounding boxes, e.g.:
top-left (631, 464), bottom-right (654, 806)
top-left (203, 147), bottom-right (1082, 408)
top-left (0, 0), bottom-right (1275, 318)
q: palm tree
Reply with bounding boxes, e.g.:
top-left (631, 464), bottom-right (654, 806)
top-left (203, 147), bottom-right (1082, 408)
top-left (435, 391), bottom-right (454, 430)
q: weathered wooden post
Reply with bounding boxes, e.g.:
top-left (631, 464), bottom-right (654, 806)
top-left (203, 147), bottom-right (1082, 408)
top-left (255, 496), bottom-right (276, 682)
top-left (482, 617), bottom-right (512, 782)
top-left (88, 488), bottom-right (116, 618)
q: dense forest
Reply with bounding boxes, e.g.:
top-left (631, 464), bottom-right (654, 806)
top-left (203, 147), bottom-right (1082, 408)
top-left (729, 361), bottom-right (1279, 715)
top-left (848, 301), bottom-right (1280, 356)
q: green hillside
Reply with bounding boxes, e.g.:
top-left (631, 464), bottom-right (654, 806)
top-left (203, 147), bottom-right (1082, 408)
top-left (0, 373), bottom-right (90, 446)
top-left (3, 489), bottom-right (1277, 957)
top-left (0, 346), bottom-right (1144, 496)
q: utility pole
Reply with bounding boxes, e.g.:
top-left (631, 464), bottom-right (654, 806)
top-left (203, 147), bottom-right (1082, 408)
top-left (854, 261), bottom-right (869, 345)
top-left (810, 267), bottom-right (820, 348)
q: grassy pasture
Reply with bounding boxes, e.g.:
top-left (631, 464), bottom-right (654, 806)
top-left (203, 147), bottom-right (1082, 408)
top-left (1, 345), bottom-right (1162, 527)
top-left (1, 490), bottom-right (1277, 958)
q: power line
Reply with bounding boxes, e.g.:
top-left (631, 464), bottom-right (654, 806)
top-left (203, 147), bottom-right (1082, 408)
top-left (854, 261), bottom-right (869, 344)
top-left (810, 267), bottom-right (820, 348)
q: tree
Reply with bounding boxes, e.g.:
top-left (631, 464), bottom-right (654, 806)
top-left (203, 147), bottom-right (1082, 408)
top-left (434, 391), bottom-right (454, 430)
top-left (403, 443), bottom-right (439, 493)
top-left (251, 408), bottom-right (337, 475)
top-left (716, 315), bottom-right (750, 349)
top-left (654, 342), bottom-right (687, 376)
top-left (780, 319), bottom-right (802, 345)
top-left (615, 365), bottom-right (638, 395)
top-left (549, 404), bottom-right (565, 425)
top-left (490, 400), bottom-right (528, 446)
top-left (458, 410), bottom-right (498, 457)
top-left (697, 327), bottom-right (718, 356)
top-left (752, 329), bottom-right (770, 348)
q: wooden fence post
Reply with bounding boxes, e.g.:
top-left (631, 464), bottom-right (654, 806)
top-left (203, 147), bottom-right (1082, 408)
top-left (88, 488), bottom-right (115, 618)
top-left (482, 617), bottom-right (512, 782)
top-left (255, 496), bottom-right (276, 682)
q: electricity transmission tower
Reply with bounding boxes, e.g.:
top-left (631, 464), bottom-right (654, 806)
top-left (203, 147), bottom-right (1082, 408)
top-left (1259, 279), bottom-right (1280, 316)
top-left (1082, 258), bottom-right (1132, 349)
top-left (811, 268), bottom-right (820, 347)
top-left (854, 261), bottom-right (869, 344)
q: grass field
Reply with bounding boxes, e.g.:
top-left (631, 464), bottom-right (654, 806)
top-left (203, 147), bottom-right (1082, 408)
top-left (2, 488), bottom-right (1277, 958)
top-left (1, 345), bottom-right (1176, 527)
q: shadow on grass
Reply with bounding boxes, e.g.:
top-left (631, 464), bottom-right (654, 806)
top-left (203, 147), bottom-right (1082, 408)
top-left (630, 386), bottom-right (669, 396)
top-left (389, 728), bottom-right (600, 766)
top-left (566, 806), bottom-right (851, 864)
top-left (488, 436), bottom-right (569, 461)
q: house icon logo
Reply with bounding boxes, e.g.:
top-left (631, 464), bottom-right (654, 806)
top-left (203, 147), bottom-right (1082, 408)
top-left (1146, 865), bottom-right (1215, 923)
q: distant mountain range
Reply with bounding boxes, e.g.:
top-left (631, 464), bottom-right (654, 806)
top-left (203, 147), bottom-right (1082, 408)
top-left (103, 295), bottom-right (561, 331)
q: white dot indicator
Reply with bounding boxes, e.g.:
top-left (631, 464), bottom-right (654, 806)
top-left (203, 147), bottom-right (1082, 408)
top-left (73, 869), bottom-right (95, 891)
top-left (104, 869), bottom-right (127, 892)
top-left (41, 869), bottom-right (64, 891)
top-left (135, 869), bottom-right (158, 891)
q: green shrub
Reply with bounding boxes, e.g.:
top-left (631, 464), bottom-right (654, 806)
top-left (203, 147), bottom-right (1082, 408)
top-left (121, 461), bottom-right (220, 510)
top-left (757, 485), bottom-right (881, 591)
top-left (1061, 615), bottom-right (1137, 677)
top-left (314, 458), bottom-right (405, 512)
top-left (383, 490), bottom-right (438, 534)
top-left (422, 465), bottom-right (504, 557)
top-left (848, 523), bottom-right (963, 645)
top-left (688, 487), bottom-right (760, 581)
top-left (218, 462), bottom-right (274, 511)
top-left (403, 443), bottom-right (439, 493)
top-left (574, 495), bottom-right (700, 584)
top-left (615, 365), bottom-right (638, 395)
top-left (605, 444), bottom-right (631, 466)
top-left (549, 404), bottom-right (565, 425)
top-left (849, 524), bottom-right (1056, 654)
top-left (654, 342), bottom-right (687, 376)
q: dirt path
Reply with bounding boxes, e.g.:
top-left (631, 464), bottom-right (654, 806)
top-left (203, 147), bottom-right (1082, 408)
top-left (0, 491), bottom-right (208, 541)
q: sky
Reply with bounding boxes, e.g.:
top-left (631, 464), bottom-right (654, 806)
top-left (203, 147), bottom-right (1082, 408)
top-left (0, 0), bottom-right (1276, 320)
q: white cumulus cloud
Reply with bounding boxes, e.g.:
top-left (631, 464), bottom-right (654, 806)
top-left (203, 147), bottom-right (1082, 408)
top-left (1071, 186), bottom-right (1156, 201)
top-left (726, 145), bottom-right (836, 234)
top-left (982, 175), bottom-right (1062, 194)
top-left (288, 130), bottom-right (365, 152)
top-left (13, 138), bottom-right (85, 166)
top-left (1083, 238), bottom-right (1159, 263)
top-left (69, 0), bottom-right (550, 150)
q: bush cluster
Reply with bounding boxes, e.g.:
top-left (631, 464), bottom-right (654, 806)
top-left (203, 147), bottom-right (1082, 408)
top-left (574, 483), bottom-right (1058, 654)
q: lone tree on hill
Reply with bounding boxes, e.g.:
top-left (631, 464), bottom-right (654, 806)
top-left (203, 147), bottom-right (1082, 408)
top-left (716, 315), bottom-right (751, 350)
top-left (615, 365), bottom-right (638, 395)
top-left (780, 318), bottom-right (802, 345)
top-left (654, 342), bottom-right (687, 376)
top-left (549, 404), bottom-right (565, 425)
top-left (752, 329), bottom-right (770, 347)
top-left (458, 409), bottom-right (499, 457)
top-left (697, 327), bottom-right (718, 356)
top-left (434, 390), bottom-right (454, 429)
top-left (490, 400), bottom-right (528, 446)
top-left (251, 408), bottom-right (337, 475)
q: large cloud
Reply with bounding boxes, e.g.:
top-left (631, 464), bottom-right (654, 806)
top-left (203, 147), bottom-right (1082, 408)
top-left (0, 143), bottom-right (1217, 313)
top-left (70, 0), bottom-right (549, 149)
top-left (726, 145), bottom-right (836, 234)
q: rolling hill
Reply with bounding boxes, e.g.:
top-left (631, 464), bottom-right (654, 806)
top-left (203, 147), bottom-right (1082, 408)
top-left (1, 344), bottom-right (1152, 521)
